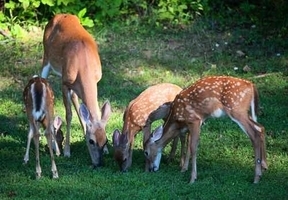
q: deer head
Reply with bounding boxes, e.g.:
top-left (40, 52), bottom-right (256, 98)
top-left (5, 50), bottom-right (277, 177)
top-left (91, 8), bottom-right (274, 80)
top-left (79, 101), bottom-right (111, 167)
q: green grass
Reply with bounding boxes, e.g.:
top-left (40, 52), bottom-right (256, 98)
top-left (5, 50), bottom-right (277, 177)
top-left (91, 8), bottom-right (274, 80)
top-left (1, 18), bottom-right (288, 199)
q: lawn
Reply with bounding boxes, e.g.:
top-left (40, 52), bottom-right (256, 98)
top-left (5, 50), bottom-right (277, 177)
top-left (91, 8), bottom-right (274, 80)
top-left (0, 18), bottom-right (288, 199)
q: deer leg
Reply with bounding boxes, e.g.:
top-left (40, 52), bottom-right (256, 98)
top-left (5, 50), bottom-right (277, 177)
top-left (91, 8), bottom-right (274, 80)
top-left (43, 116), bottom-right (60, 156)
top-left (230, 114), bottom-right (267, 183)
top-left (125, 147), bottom-right (133, 172)
top-left (24, 125), bottom-right (34, 163)
top-left (45, 128), bottom-right (59, 179)
top-left (167, 136), bottom-right (178, 163)
top-left (143, 121), bottom-right (152, 150)
top-left (181, 131), bottom-right (191, 172)
top-left (250, 133), bottom-right (262, 184)
top-left (33, 126), bottom-right (41, 179)
top-left (249, 120), bottom-right (268, 179)
top-left (187, 120), bottom-right (201, 184)
top-left (251, 120), bottom-right (268, 171)
top-left (62, 86), bottom-right (72, 157)
top-left (248, 122), bottom-right (266, 184)
top-left (124, 136), bottom-right (135, 172)
top-left (70, 91), bottom-right (86, 135)
top-left (260, 130), bottom-right (268, 171)
top-left (143, 127), bottom-right (152, 172)
top-left (41, 63), bottom-right (51, 78)
top-left (179, 133), bottom-right (191, 172)
top-left (51, 133), bottom-right (61, 157)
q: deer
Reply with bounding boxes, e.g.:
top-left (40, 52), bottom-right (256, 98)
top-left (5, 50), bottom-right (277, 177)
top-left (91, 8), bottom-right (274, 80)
top-left (23, 76), bottom-right (63, 179)
top-left (49, 121), bottom-right (64, 155)
top-left (112, 83), bottom-right (186, 172)
top-left (40, 14), bottom-right (112, 168)
top-left (144, 76), bottom-right (268, 184)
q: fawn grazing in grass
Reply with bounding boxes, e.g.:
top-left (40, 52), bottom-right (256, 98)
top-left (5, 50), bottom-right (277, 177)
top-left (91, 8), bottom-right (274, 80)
top-left (23, 76), bottom-right (62, 179)
top-left (41, 14), bottom-right (111, 168)
top-left (112, 83), bottom-right (185, 172)
top-left (144, 76), bottom-right (267, 184)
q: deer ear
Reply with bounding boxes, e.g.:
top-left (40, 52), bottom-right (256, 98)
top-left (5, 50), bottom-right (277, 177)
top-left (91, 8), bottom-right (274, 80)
top-left (53, 116), bottom-right (62, 131)
top-left (79, 103), bottom-right (91, 123)
top-left (121, 132), bottom-right (129, 145)
top-left (101, 100), bottom-right (112, 123)
top-left (151, 126), bottom-right (163, 142)
top-left (112, 129), bottom-right (121, 146)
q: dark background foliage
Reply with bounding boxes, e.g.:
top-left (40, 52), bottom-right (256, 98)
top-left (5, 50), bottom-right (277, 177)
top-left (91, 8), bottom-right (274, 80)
top-left (0, 0), bottom-right (287, 37)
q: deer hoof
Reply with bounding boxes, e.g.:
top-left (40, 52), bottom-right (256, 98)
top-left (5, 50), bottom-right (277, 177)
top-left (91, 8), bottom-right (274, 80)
top-left (181, 167), bottom-right (188, 173)
top-left (52, 172), bottom-right (59, 179)
top-left (189, 177), bottom-right (196, 184)
top-left (63, 145), bottom-right (71, 157)
top-left (253, 176), bottom-right (261, 184)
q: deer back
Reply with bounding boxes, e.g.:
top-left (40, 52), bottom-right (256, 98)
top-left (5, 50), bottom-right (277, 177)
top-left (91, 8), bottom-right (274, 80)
top-left (42, 14), bottom-right (101, 80)
top-left (165, 76), bottom-right (257, 127)
top-left (120, 83), bottom-right (182, 143)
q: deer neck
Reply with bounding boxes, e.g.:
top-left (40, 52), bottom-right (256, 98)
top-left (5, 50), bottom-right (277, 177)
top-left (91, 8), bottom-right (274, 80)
top-left (157, 122), bottom-right (179, 148)
top-left (74, 75), bottom-right (100, 121)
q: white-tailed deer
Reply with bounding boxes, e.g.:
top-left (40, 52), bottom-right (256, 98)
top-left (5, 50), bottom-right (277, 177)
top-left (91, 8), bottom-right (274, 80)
top-left (51, 121), bottom-right (64, 154)
top-left (112, 83), bottom-right (185, 172)
top-left (23, 76), bottom-right (63, 179)
top-left (40, 14), bottom-right (112, 168)
top-left (144, 76), bottom-right (267, 184)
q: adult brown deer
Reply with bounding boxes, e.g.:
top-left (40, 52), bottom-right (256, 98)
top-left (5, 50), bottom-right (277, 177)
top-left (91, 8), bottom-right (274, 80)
top-left (23, 76), bottom-right (62, 179)
top-left (40, 14), bottom-right (111, 168)
top-left (144, 76), bottom-right (267, 184)
top-left (112, 83), bottom-right (185, 172)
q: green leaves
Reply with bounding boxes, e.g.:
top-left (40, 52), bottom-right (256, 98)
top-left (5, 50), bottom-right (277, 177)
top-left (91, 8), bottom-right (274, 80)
top-left (77, 8), bottom-right (94, 28)
top-left (19, 0), bottom-right (30, 9)
top-left (0, 0), bottom-right (97, 38)
top-left (42, 0), bottom-right (54, 6)
top-left (2, 0), bottom-right (207, 31)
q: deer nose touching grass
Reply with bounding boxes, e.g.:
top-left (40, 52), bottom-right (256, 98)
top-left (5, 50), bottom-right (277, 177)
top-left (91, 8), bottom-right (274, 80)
top-left (112, 83), bottom-right (186, 172)
top-left (144, 76), bottom-right (268, 184)
top-left (23, 76), bottom-right (63, 179)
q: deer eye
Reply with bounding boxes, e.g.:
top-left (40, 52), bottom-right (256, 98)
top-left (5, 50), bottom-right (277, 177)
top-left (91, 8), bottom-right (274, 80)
top-left (89, 139), bottom-right (95, 145)
top-left (144, 151), bottom-right (149, 157)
